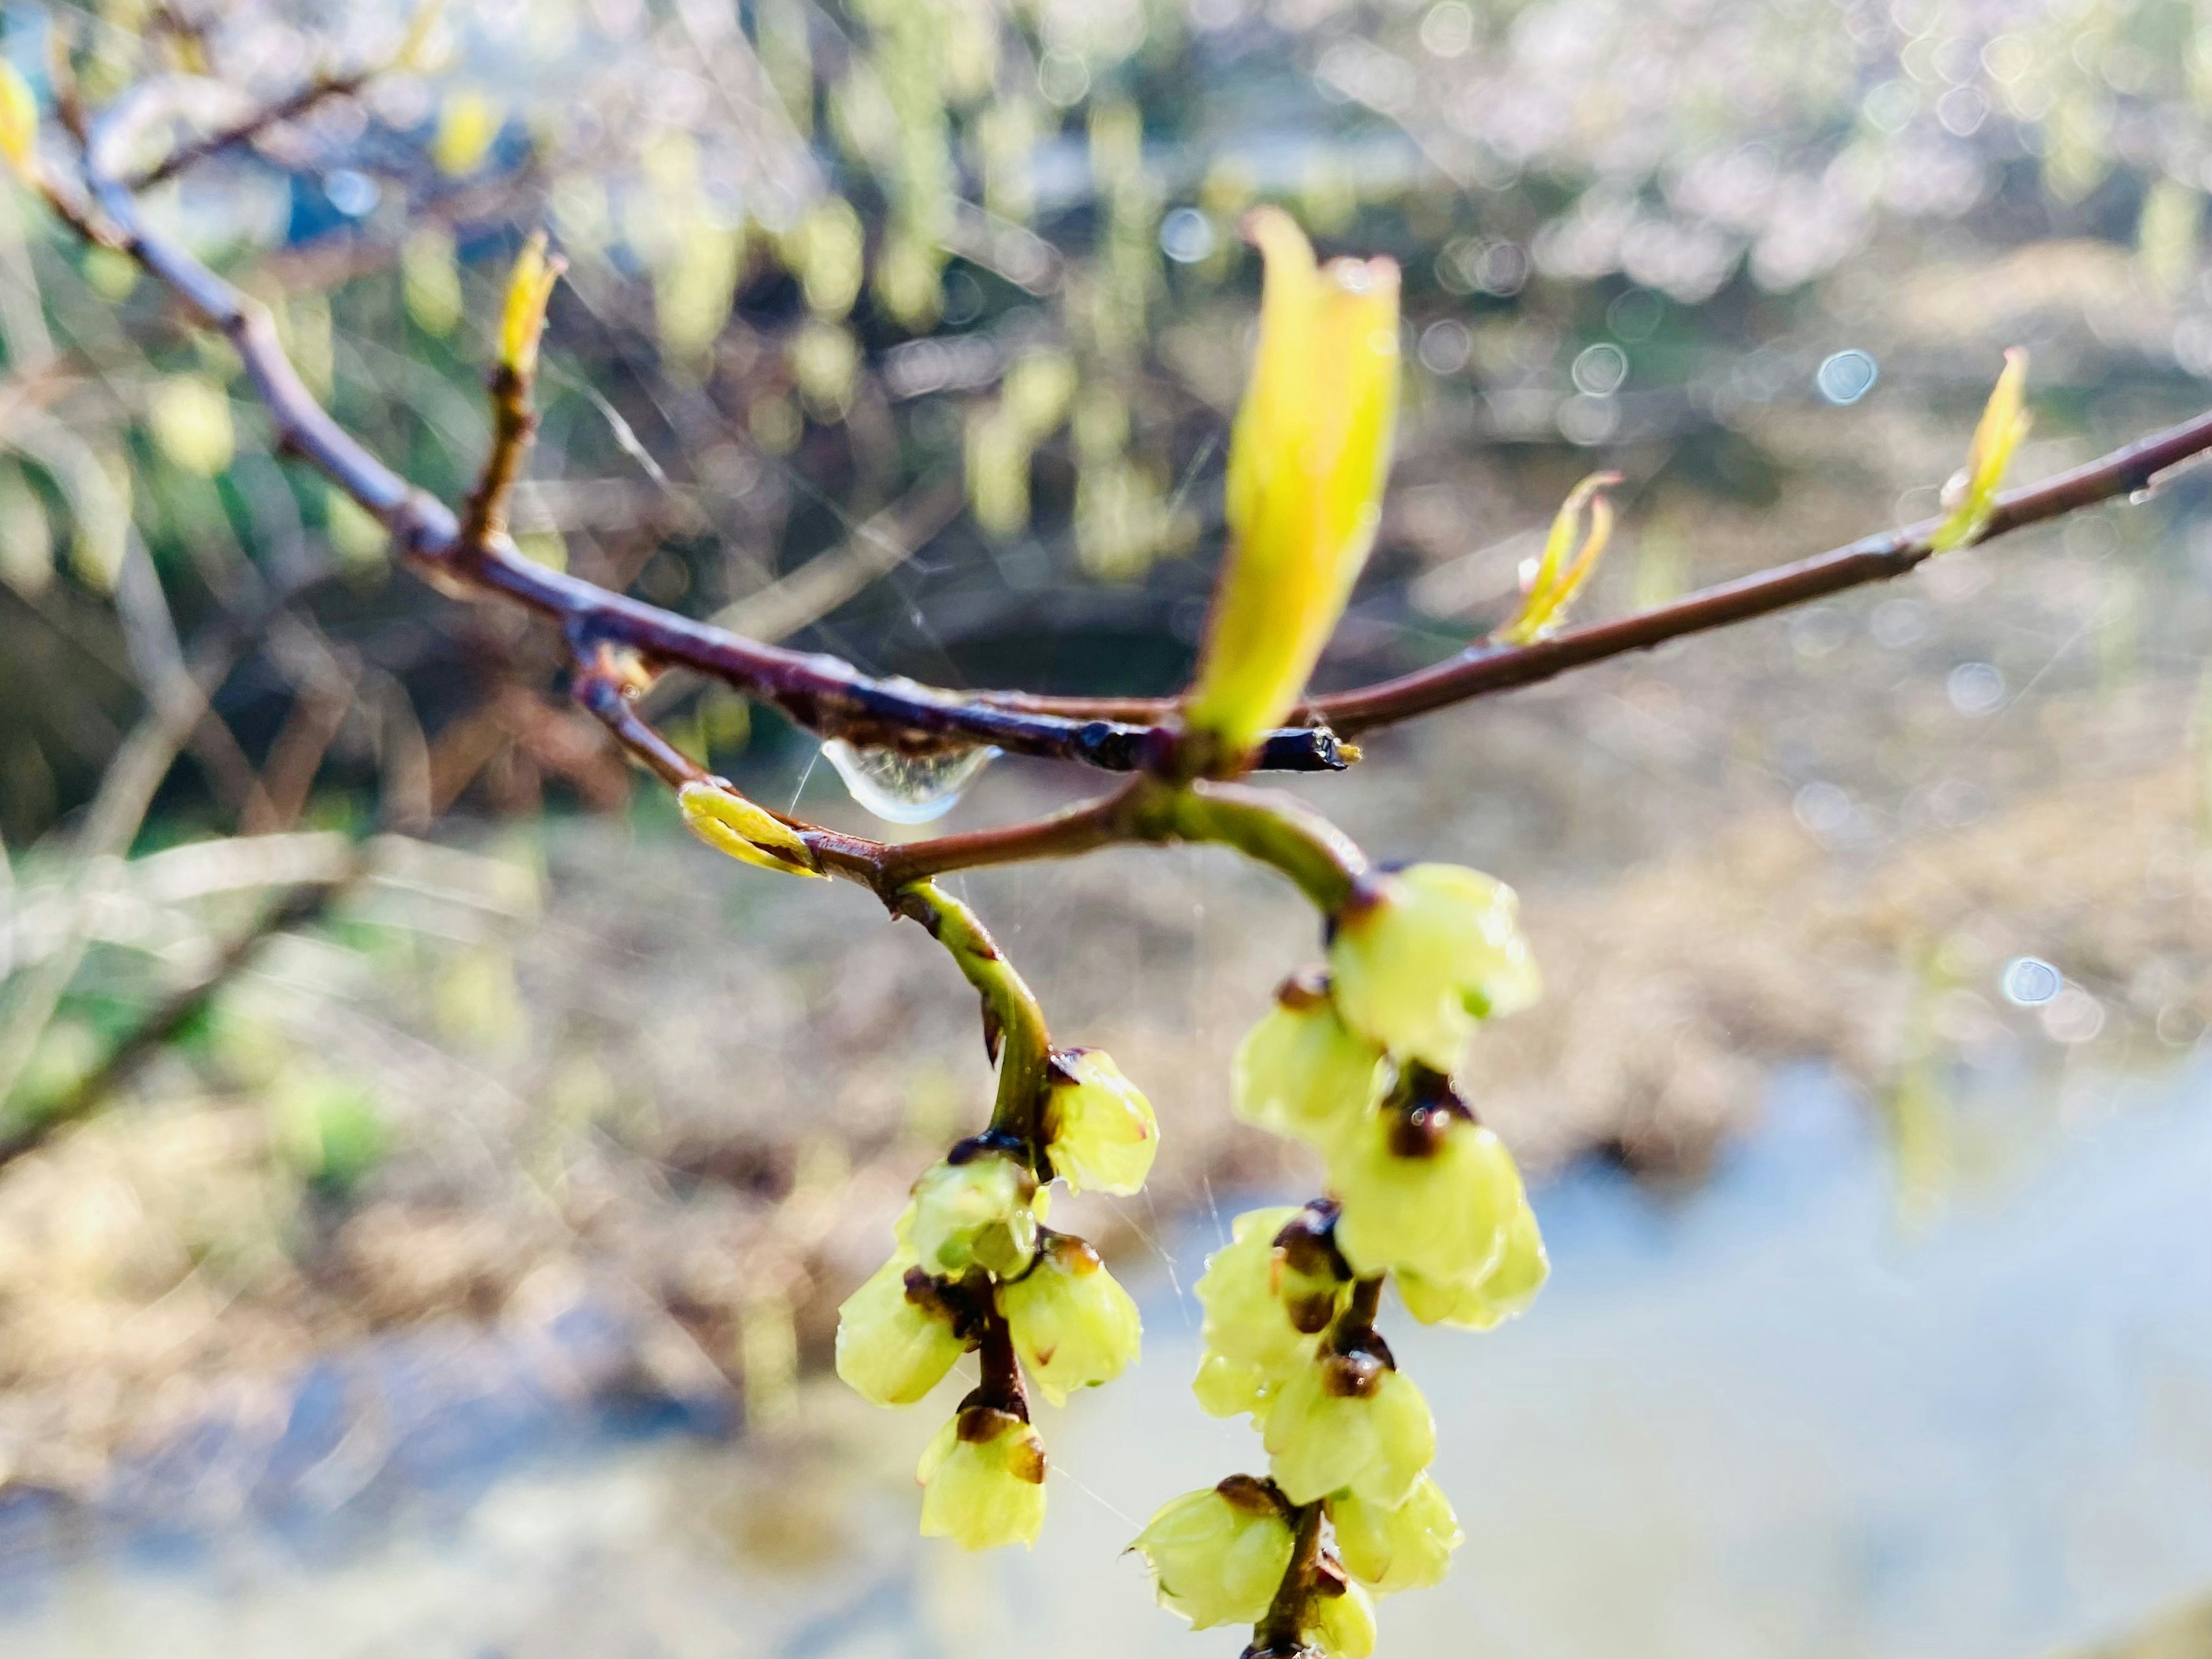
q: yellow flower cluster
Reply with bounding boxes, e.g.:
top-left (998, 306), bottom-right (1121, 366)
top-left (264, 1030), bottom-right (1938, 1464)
top-left (834, 1048), bottom-right (1157, 1551)
top-left (1140, 859), bottom-right (1549, 1653)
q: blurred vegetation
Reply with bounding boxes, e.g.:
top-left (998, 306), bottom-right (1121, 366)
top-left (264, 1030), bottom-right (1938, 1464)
top-left (4, 0), bottom-right (2212, 1567)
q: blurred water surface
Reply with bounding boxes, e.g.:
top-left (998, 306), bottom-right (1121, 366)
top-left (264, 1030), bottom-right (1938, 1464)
top-left (3, 1057), bottom-right (2209, 1659)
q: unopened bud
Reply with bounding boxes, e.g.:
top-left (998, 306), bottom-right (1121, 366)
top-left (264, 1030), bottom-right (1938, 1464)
top-left (998, 1233), bottom-right (1142, 1405)
top-left (1233, 972), bottom-right (1384, 1152)
top-left (908, 1148), bottom-right (1039, 1279)
top-left (1262, 1353), bottom-right (1434, 1507)
top-left (1042, 1048), bottom-right (1158, 1195)
top-left (1327, 863), bottom-right (1539, 1071)
top-left (1130, 1479), bottom-right (1296, 1631)
top-left (834, 1248), bottom-right (967, 1407)
top-left (916, 1405), bottom-right (1048, 1550)
top-left (1328, 1474), bottom-right (1462, 1595)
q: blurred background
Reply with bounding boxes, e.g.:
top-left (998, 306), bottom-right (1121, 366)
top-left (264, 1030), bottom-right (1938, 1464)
top-left (3, 0), bottom-right (2212, 1654)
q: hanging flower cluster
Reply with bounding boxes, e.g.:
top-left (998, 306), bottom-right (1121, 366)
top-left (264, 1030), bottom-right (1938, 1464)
top-left (1134, 862), bottom-right (1550, 1657)
top-left (835, 1042), bottom-right (1156, 1549)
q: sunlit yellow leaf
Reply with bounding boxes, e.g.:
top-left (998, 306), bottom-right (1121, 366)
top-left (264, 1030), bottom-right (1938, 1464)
top-left (677, 779), bottom-right (824, 876)
top-left (0, 60), bottom-right (36, 180)
top-left (1933, 348), bottom-right (2031, 553)
top-left (1496, 471), bottom-right (1622, 645)
top-left (1183, 208), bottom-right (1400, 767)
top-left (433, 89), bottom-right (502, 177)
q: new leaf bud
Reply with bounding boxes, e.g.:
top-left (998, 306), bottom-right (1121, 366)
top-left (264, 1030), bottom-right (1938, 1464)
top-left (1130, 1476), bottom-right (1296, 1631)
top-left (1304, 1576), bottom-right (1379, 1658)
top-left (1328, 1474), bottom-right (1462, 1594)
top-left (1233, 972), bottom-right (1384, 1152)
top-left (998, 1233), bottom-right (1142, 1406)
top-left (834, 1248), bottom-right (967, 1407)
top-left (916, 1405), bottom-right (1048, 1550)
top-left (1041, 1048), bottom-right (1158, 1195)
top-left (1396, 1202), bottom-right (1549, 1331)
top-left (678, 779), bottom-right (824, 877)
top-left (1263, 1353), bottom-right (1435, 1507)
top-left (1328, 1086), bottom-right (1526, 1290)
top-left (908, 1147), bottom-right (1039, 1280)
top-left (1327, 864), bottom-right (1539, 1070)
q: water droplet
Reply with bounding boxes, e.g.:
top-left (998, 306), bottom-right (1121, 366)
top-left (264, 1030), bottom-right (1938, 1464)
top-left (1816, 349), bottom-right (1878, 405)
top-left (821, 740), bottom-right (997, 825)
top-left (2001, 956), bottom-right (2061, 1007)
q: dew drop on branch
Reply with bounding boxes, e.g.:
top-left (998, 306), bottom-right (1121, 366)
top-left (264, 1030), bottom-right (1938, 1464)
top-left (820, 740), bottom-right (997, 824)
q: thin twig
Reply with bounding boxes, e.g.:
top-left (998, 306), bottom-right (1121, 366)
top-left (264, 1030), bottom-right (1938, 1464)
top-left (124, 67), bottom-right (375, 192)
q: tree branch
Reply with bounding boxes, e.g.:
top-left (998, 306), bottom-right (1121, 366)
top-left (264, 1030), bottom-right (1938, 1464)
top-left (53, 97), bottom-right (1344, 775)
top-left (123, 66), bottom-right (376, 192)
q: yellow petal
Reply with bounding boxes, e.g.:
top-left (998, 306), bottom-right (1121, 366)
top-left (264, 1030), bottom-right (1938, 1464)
top-left (1184, 207), bottom-right (1400, 767)
top-left (677, 779), bottom-right (823, 876)
top-left (498, 229), bottom-right (563, 379)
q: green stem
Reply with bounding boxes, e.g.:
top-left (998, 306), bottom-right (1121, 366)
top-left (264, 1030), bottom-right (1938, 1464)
top-left (875, 776), bottom-right (1368, 915)
top-left (893, 880), bottom-right (1054, 1156)
top-left (1137, 782), bottom-right (1367, 914)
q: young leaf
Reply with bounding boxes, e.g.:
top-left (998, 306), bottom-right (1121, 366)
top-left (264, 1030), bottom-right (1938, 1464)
top-left (498, 228), bottom-right (563, 380)
top-left (1183, 209), bottom-right (1400, 770)
top-left (1496, 471), bottom-right (1622, 645)
top-left (1932, 349), bottom-right (2030, 553)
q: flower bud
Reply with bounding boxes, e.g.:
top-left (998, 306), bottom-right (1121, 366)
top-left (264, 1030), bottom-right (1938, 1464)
top-left (1233, 972), bottom-right (1384, 1151)
top-left (1329, 1475), bottom-right (1461, 1594)
top-left (1263, 1352), bottom-right (1434, 1507)
top-left (1327, 864), bottom-right (1539, 1070)
top-left (498, 228), bottom-right (563, 380)
top-left (1130, 1476), bottom-right (1296, 1631)
top-left (1328, 1087), bottom-right (1525, 1289)
top-left (1304, 1577), bottom-right (1378, 1658)
top-left (908, 1147), bottom-right (1039, 1279)
top-left (1271, 1203), bottom-right (1352, 1335)
top-left (998, 1233), bottom-right (1142, 1406)
top-left (1041, 1048), bottom-right (1158, 1195)
top-left (834, 1248), bottom-right (967, 1407)
top-left (917, 1404), bottom-right (1049, 1550)
top-left (1192, 1206), bottom-right (1316, 1421)
top-left (1396, 1202), bottom-right (1549, 1331)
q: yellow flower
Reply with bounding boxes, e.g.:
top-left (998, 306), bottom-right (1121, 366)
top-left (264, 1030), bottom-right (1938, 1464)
top-left (834, 1248), bottom-right (968, 1406)
top-left (1396, 1202), bottom-right (1549, 1331)
top-left (1305, 1578), bottom-right (1378, 1658)
top-left (1131, 1477), bottom-right (1296, 1631)
top-left (1042, 1048), bottom-right (1158, 1195)
top-left (1233, 972), bottom-right (1384, 1152)
top-left (1329, 1475), bottom-right (1461, 1594)
top-left (677, 779), bottom-right (823, 877)
top-left (998, 1233), bottom-right (1142, 1406)
top-left (908, 1149), bottom-right (1039, 1279)
top-left (916, 1405), bottom-right (1048, 1550)
top-left (1327, 863), bottom-right (1539, 1070)
top-left (1183, 209), bottom-right (1400, 770)
top-left (1328, 1089), bottom-right (1526, 1288)
top-left (1192, 1206), bottom-right (1317, 1423)
top-left (1263, 1353), bottom-right (1434, 1507)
